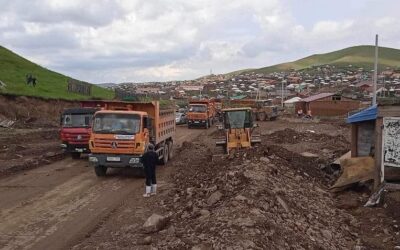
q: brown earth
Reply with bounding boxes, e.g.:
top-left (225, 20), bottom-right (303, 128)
top-left (0, 94), bottom-right (78, 176)
top-left (0, 125), bottom-right (207, 250)
top-left (71, 119), bottom-right (399, 250)
top-left (0, 96), bottom-right (399, 250)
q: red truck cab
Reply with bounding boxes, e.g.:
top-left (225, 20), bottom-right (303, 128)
top-left (60, 108), bottom-right (98, 159)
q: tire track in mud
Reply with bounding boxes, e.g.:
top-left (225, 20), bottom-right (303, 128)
top-left (0, 127), bottom-right (210, 250)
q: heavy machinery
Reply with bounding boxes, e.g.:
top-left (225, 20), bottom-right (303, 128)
top-left (229, 99), bottom-right (278, 121)
top-left (60, 107), bottom-right (99, 159)
top-left (87, 100), bottom-right (175, 177)
top-left (187, 99), bottom-right (216, 129)
top-left (215, 107), bottom-right (261, 155)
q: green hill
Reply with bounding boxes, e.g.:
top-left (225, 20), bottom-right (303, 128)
top-left (235, 45), bottom-right (400, 75)
top-left (0, 46), bottom-right (114, 100)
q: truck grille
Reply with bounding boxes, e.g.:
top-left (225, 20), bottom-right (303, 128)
top-left (94, 138), bottom-right (135, 149)
top-left (188, 113), bottom-right (206, 120)
top-left (63, 133), bottom-right (90, 144)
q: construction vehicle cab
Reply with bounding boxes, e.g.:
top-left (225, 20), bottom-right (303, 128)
top-left (60, 107), bottom-right (98, 159)
top-left (187, 99), bottom-right (216, 129)
top-left (216, 107), bottom-right (261, 155)
top-left (87, 101), bottom-right (175, 177)
top-left (229, 99), bottom-right (278, 121)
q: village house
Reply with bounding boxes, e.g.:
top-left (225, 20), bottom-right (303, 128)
top-left (295, 92), bottom-right (361, 116)
top-left (135, 86), bottom-right (161, 94)
top-left (355, 80), bottom-right (373, 93)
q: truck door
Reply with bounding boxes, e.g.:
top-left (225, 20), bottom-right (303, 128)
top-left (143, 116), bottom-right (155, 143)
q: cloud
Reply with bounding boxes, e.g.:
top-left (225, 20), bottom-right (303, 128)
top-left (0, 0), bottom-right (400, 83)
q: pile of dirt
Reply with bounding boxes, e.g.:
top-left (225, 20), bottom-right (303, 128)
top-left (268, 128), bottom-right (349, 145)
top-left (0, 94), bottom-right (76, 128)
top-left (148, 142), bottom-right (360, 249)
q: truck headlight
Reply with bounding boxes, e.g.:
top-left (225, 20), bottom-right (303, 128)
top-left (129, 158), bottom-right (140, 164)
top-left (89, 157), bottom-right (98, 162)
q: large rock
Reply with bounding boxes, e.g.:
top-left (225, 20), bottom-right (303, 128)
top-left (143, 214), bottom-right (168, 233)
top-left (260, 157), bottom-right (270, 164)
top-left (207, 191), bottom-right (223, 206)
top-left (321, 229), bottom-right (333, 241)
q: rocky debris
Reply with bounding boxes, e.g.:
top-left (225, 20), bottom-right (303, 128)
top-left (268, 128), bottom-right (348, 145)
top-left (152, 140), bottom-right (360, 249)
top-left (301, 152), bottom-right (319, 158)
top-left (143, 236), bottom-right (152, 245)
top-left (207, 191), bottom-right (222, 206)
top-left (143, 214), bottom-right (168, 233)
top-left (0, 115), bottom-right (15, 128)
top-left (191, 243), bottom-right (213, 250)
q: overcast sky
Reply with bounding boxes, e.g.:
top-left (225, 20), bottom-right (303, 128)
top-left (1, 0), bottom-right (399, 83)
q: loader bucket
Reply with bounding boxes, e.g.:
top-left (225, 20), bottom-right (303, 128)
top-left (330, 156), bottom-right (375, 192)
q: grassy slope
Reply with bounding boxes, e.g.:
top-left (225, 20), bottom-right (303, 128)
top-left (239, 45), bottom-right (400, 74)
top-left (0, 46), bottom-right (114, 100)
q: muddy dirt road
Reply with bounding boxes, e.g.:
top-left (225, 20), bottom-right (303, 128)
top-left (0, 126), bottom-right (208, 250)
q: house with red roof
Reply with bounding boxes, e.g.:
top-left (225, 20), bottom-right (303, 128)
top-left (295, 93), bottom-right (361, 116)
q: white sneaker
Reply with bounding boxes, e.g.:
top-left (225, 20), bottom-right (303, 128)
top-left (151, 184), bottom-right (157, 196)
top-left (143, 186), bottom-right (151, 198)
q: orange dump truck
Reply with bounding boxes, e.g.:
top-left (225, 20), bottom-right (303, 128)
top-left (187, 99), bottom-right (216, 129)
top-left (86, 100), bottom-right (175, 177)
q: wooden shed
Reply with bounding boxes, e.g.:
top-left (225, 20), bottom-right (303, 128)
top-left (347, 104), bottom-right (400, 188)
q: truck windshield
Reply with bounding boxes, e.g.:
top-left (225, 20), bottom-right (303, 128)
top-left (93, 113), bottom-right (141, 135)
top-left (225, 111), bottom-right (252, 129)
top-left (189, 105), bottom-right (207, 113)
top-left (62, 114), bottom-right (92, 128)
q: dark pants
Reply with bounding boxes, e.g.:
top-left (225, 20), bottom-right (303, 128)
top-left (144, 165), bottom-right (156, 186)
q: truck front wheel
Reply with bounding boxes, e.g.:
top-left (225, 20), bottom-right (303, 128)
top-left (71, 152), bottom-right (81, 159)
top-left (167, 141), bottom-right (173, 160)
top-left (94, 165), bottom-right (107, 177)
top-left (257, 112), bottom-right (266, 121)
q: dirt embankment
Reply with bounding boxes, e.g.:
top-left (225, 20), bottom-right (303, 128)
top-left (0, 94), bottom-right (78, 177)
top-left (0, 94), bottom-right (77, 128)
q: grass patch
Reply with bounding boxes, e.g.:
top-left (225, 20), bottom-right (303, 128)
top-left (231, 45), bottom-right (400, 75)
top-left (0, 46), bottom-right (114, 100)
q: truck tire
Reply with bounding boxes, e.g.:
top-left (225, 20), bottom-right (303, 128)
top-left (257, 112), bottom-right (266, 121)
top-left (94, 165), bottom-right (107, 177)
top-left (168, 141), bottom-right (173, 160)
top-left (71, 152), bottom-right (81, 159)
top-left (251, 112), bottom-right (257, 122)
top-left (161, 145), bottom-right (169, 165)
top-left (187, 124), bottom-right (191, 129)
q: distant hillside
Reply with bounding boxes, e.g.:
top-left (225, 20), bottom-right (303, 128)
top-left (0, 46), bottom-right (114, 100)
top-left (98, 83), bottom-right (119, 89)
top-left (233, 45), bottom-right (400, 75)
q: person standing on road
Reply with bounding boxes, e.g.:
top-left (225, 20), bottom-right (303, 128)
top-left (142, 144), bottom-right (158, 198)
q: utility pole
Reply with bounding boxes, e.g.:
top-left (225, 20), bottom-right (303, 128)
top-left (372, 34), bottom-right (378, 106)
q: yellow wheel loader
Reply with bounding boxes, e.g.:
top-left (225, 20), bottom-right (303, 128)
top-left (215, 107), bottom-right (261, 156)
